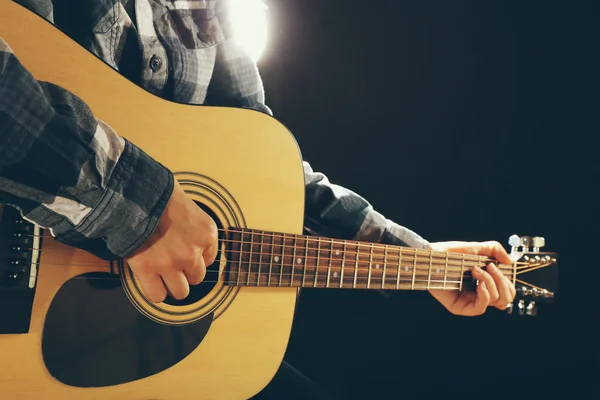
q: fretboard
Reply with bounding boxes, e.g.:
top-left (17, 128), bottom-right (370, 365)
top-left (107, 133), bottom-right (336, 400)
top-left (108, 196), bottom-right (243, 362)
top-left (224, 228), bottom-right (513, 291)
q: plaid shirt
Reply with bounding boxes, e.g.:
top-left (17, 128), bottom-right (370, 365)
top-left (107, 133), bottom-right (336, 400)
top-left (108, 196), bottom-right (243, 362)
top-left (0, 0), bottom-right (428, 260)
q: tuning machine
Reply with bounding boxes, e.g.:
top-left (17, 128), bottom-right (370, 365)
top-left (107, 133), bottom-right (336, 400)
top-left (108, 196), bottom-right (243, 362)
top-left (506, 299), bottom-right (537, 316)
top-left (532, 237), bottom-right (545, 252)
top-left (508, 234), bottom-right (546, 254)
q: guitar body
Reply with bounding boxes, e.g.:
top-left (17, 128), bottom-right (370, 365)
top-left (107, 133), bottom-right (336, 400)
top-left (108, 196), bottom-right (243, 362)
top-left (0, 2), bottom-right (304, 398)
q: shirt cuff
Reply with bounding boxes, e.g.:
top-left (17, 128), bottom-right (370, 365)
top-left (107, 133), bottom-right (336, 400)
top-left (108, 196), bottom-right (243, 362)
top-left (45, 140), bottom-right (174, 260)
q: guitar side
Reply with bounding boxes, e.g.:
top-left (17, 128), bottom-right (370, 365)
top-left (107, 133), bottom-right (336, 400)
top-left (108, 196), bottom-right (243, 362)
top-left (0, 1), bottom-right (304, 399)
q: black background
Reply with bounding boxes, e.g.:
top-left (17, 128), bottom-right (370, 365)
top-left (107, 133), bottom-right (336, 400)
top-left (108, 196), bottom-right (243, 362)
top-left (257, 1), bottom-right (597, 399)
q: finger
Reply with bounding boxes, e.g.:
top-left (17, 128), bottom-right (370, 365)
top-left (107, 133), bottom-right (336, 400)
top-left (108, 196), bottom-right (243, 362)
top-left (433, 241), bottom-right (512, 265)
top-left (505, 274), bottom-right (516, 299)
top-left (138, 273), bottom-right (168, 303)
top-left (474, 278), bottom-right (491, 315)
top-left (162, 271), bottom-right (190, 300)
top-left (473, 266), bottom-right (499, 305)
top-left (487, 263), bottom-right (512, 309)
top-left (203, 230), bottom-right (219, 267)
top-left (184, 251), bottom-right (207, 286)
top-left (478, 241), bottom-right (512, 265)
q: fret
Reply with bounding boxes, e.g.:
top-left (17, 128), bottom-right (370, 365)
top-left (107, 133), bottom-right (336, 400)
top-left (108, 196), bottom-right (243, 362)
top-left (290, 235), bottom-right (297, 287)
top-left (459, 254), bottom-right (465, 291)
top-left (302, 237), bottom-right (309, 287)
top-left (411, 249), bottom-right (416, 290)
top-left (326, 239), bottom-right (333, 288)
top-left (427, 251), bottom-right (433, 290)
top-left (382, 246), bottom-right (388, 289)
top-left (246, 230), bottom-right (253, 285)
top-left (352, 243), bottom-right (359, 289)
top-left (257, 231), bottom-right (264, 286)
top-left (443, 252), bottom-right (448, 290)
top-left (367, 243), bottom-right (373, 289)
top-left (339, 241), bottom-right (346, 288)
top-left (236, 231), bottom-right (243, 286)
top-left (279, 233), bottom-right (285, 287)
top-left (268, 232), bottom-right (275, 286)
top-left (313, 239), bottom-right (321, 288)
top-left (396, 248), bottom-right (401, 289)
top-left (227, 230), bottom-right (241, 285)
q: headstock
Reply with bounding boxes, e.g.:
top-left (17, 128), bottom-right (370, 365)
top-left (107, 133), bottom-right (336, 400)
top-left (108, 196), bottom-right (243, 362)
top-left (505, 234), bottom-right (558, 316)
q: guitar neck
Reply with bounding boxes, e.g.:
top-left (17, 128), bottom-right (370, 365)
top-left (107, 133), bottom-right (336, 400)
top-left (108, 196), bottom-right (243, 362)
top-left (225, 228), bottom-right (513, 291)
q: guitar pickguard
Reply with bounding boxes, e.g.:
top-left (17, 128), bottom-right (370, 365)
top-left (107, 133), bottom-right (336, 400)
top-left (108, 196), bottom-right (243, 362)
top-left (41, 271), bottom-right (213, 388)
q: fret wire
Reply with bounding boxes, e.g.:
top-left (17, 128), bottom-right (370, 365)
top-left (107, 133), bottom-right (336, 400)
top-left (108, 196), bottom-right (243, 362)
top-left (291, 235), bottom-right (297, 287)
top-left (444, 252), bottom-right (448, 290)
top-left (257, 231), bottom-right (264, 286)
top-left (302, 236), bottom-right (308, 287)
top-left (247, 230), bottom-right (253, 286)
top-left (459, 254), bottom-right (465, 291)
top-left (314, 239), bottom-right (321, 288)
top-left (367, 243), bottom-right (373, 289)
top-left (340, 240), bottom-right (346, 289)
top-left (411, 249), bottom-right (416, 290)
top-left (382, 246), bottom-right (388, 289)
top-left (428, 251), bottom-right (433, 290)
top-left (268, 231), bottom-right (275, 286)
top-left (327, 239), bottom-right (333, 288)
top-left (396, 248), bottom-right (401, 290)
top-left (279, 233), bottom-right (285, 287)
top-left (353, 242), bottom-right (359, 289)
top-left (236, 232), bottom-right (242, 286)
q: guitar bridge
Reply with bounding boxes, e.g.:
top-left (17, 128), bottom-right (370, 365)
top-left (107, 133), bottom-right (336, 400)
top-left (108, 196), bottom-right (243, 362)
top-left (0, 204), bottom-right (42, 334)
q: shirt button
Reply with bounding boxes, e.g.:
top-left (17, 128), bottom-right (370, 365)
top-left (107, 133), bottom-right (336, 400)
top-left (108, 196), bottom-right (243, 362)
top-left (149, 55), bottom-right (162, 72)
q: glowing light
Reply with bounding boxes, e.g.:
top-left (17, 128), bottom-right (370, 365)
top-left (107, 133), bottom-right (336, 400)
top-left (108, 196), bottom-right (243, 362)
top-left (227, 0), bottom-right (268, 62)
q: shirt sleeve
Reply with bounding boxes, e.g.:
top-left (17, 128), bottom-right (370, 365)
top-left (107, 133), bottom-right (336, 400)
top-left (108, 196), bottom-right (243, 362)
top-left (302, 162), bottom-right (429, 249)
top-left (0, 38), bottom-right (174, 260)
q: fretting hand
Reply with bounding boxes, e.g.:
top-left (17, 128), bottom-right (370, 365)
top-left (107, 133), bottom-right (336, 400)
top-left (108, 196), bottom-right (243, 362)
top-left (428, 241), bottom-right (516, 316)
top-left (126, 181), bottom-right (219, 303)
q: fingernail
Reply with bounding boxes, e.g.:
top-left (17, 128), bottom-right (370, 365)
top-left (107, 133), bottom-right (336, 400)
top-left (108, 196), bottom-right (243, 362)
top-left (473, 266), bottom-right (482, 274)
top-left (488, 263), bottom-right (496, 272)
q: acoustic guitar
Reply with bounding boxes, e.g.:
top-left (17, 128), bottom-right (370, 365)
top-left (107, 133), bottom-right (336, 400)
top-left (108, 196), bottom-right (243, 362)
top-left (0, 2), bottom-right (558, 399)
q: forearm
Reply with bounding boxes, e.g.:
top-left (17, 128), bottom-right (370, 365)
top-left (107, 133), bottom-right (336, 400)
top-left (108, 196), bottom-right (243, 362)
top-left (302, 161), bottom-right (429, 249)
top-left (0, 38), bottom-right (173, 260)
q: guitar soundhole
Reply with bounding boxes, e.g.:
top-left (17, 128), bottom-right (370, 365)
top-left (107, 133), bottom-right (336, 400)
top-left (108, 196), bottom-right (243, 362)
top-left (162, 201), bottom-right (222, 306)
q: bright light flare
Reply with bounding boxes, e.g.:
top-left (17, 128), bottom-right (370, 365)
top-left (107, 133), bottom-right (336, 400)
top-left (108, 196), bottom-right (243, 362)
top-left (227, 0), bottom-right (268, 63)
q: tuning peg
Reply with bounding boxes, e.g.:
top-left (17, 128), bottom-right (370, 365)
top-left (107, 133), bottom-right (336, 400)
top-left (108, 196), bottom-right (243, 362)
top-left (526, 301), bottom-right (537, 316)
top-left (532, 237), bottom-right (545, 252)
top-left (520, 236), bottom-right (532, 252)
top-left (508, 234), bottom-right (520, 254)
top-left (517, 299), bottom-right (525, 316)
top-left (506, 302), bottom-right (514, 315)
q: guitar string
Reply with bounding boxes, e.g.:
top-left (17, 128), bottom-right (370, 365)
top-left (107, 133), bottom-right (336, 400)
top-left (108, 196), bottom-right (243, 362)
top-left (14, 261), bottom-right (514, 280)
top-left (11, 271), bottom-right (469, 287)
top-left (9, 235), bottom-right (532, 267)
top-left (10, 259), bottom-right (548, 286)
top-left (12, 252), bottom-right (519, 273)
top-left (10, 231), bottom-right (515, 265)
